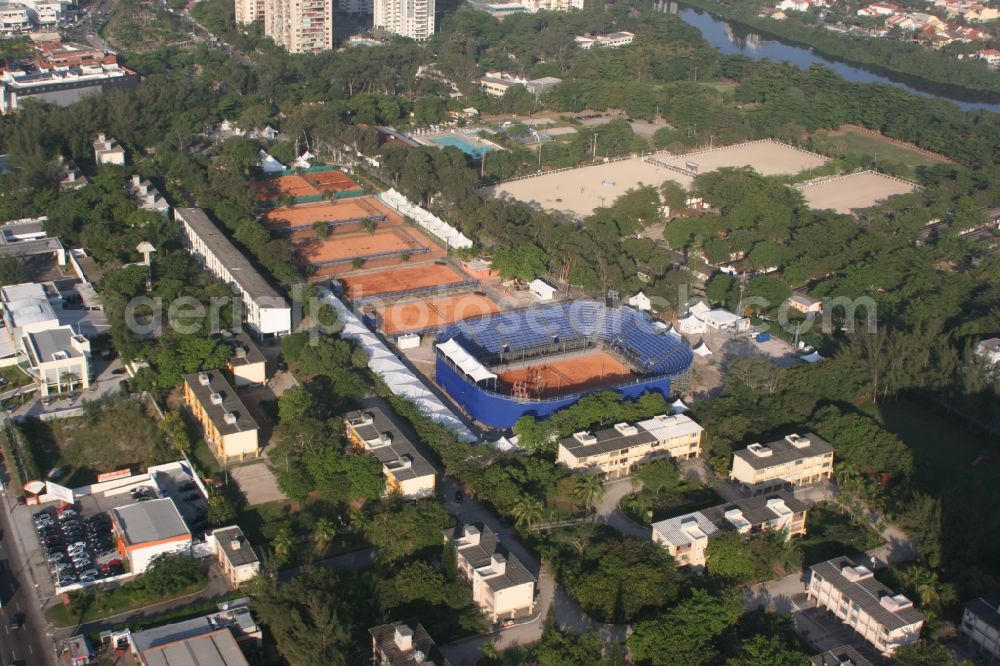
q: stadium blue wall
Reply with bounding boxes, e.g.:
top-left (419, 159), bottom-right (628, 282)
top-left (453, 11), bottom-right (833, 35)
top-left (436, 357), bottom-right (674, 429)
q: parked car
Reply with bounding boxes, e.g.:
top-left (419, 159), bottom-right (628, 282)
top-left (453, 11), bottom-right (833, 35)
top-left (57, 575), bottom-right (77, 587)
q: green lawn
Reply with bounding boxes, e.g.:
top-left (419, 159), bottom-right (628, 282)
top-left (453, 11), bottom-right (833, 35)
top-left (795, 503), bottom-right (882, 567)
top-left (811, 127), bottom-right (949, 178)
top-left (860, 398), bottom-right (1000, 571)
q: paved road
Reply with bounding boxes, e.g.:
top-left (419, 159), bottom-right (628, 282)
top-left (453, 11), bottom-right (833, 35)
top-left (593, 477), bottom-right (648, 540)
top-left (0, 489), bottom-right (57, 666)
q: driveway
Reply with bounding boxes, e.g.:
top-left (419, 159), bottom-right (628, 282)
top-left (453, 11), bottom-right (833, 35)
top-left (593, 478), bottom-right (648, 540)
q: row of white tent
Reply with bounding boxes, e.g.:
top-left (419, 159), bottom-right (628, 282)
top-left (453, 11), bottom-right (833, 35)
top-left (379, 188), bottom-right (474, 250)
top-left (319, 289), bottom-right (479, 443)
top-left (258, 149), bottom-right (316, 175)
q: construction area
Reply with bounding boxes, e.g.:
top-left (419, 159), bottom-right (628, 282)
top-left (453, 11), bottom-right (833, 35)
top-left (490, 140), bottom-right (830, 218)
top-left (496, 349), bottom-right (636, 399)
top-left (795, 170), bottom-right (919, 214)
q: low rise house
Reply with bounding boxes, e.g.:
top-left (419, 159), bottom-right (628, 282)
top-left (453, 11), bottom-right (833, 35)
top-left (857, 2), bottom-right (901, 16)
top-left (960, 593), bottom-right (1000, 661)
top-left (35, 41), bottom-right (120, 69)
top-left (810, 645), bottom-right (875, 666)
top-left (979, 48), bottom-right (1000, 66)
top-left (183, 371), bottom-right (260, 462)
top-left (480, 71), bottom-right (562, 98)
top-left (224, 329), bottom-right (267, 386)
top-left (574, 31), bottom-right (635, 48)
top-left (126, 175), bottom-right (171, 218)
top-left (0, 3), bottom-right (29, 34)
top-left (93, 133), bottom-right (125, 165)
top-left (444, 524), bottom-right (536, 622)
top-left (651, 492), bottom-right (808, 569)
top-left (556, 414), bottom-right (704, 479)
top-left (788, 291), bottom-right (822, 313)
top-left (128, 599), bottom-right (260, 665)
top-left (213, 525), bottom-right (261, 588)
top-left (111, 498), bottom-right (192, 574)
top-left (730, 432), bottom-right (834, 494)
top-left (344, 408), bottom-right (437, 499)
top-left (369, 620), bottom-right (451, 666)
top-left (976, 337), bottom-right (1000, 365)
top-left (807, 556), bottom-right (924, 655)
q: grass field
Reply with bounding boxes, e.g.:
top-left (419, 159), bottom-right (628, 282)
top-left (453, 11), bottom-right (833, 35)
top-left (19, 398), bottom-right (173, 486)
top-left (811, 127), bottom-right (950, 178)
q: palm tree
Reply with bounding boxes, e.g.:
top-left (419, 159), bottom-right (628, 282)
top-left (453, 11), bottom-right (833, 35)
top-left (510, 496), bottom-right (544, 531)
top-left (899, 566), bottom-right (941, 609)
top-left (272, 526), bottom-right (294, 564)
top-left (313, 517), bottom-right (335, 556)
top-left (572, 473), bottom-right (605, 512)
top-left (59, 371), bottom-right (77, 393)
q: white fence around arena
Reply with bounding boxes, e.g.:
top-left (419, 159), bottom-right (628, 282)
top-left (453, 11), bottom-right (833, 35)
top-left (794, 169), bottom-right (922, 191)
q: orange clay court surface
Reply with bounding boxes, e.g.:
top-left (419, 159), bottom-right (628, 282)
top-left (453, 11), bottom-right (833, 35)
top-left (378, 294), bottom-right (500, 335)
top-left (342, 264), bottom-right (469, 299)
top-left (498, 351), bottom-right (634, 398)
top-left (299, 228), bottom-right (425, 264)
top-left (254, 171), bottom-right (361, 201)
top-left (262, 198), bottom-right (399, 231)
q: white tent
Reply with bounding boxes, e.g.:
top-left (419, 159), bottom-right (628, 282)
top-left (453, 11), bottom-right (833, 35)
top-left (627, 292), bottom-right (652, 312)
top-left (529, 278), bottom-right (557, 301)
top-left (702, 308), bottom-right (745, 331)
top-left (378, 189), bottom-right (473, 250)
top-left (678, 314), bottom-right (706, 335)
top-left (801, 351), bottom-right (825, 363)
top-left (693, 341), bottom-right (713, 357)
top-left (689, 301), bottom-right (711, 317)
top-left (320, 290), bottom-right (479, 442)
top-left (258, 150), bottom-right (284, 174)
top-left (292, 151), bottom-right (315, 169)
top-left (436, 339), bottom-right (497, 384)
top-left (671, 398), bottom-right (689, 414)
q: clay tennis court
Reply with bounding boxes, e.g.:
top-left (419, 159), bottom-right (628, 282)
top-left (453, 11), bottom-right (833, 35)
top-left (492, 140), bottom-right (828, 218)
top-left (378, 293), bottom-right (500, 335)
top-left (796, 171), bottom-right (917, 214)
top-left (299, 228), bottom-right (425, 264)
top-left (254, 170), bottom-right (361, 202)
top-left (498, 350), bottom-right (634, 399)
top-left (341, 263), bottom-right (472, 299)
top-left (262, 198), bottom-right (400, 232)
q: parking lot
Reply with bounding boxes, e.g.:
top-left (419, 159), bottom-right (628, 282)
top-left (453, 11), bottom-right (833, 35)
top-left (20, 464), bottom-right (208, 594)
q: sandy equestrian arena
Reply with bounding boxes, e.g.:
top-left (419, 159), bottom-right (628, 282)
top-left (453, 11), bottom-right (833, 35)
top-left (796, 171), bottom-right (918, 214)
top-left (491, 140), bottom-right (829, 218)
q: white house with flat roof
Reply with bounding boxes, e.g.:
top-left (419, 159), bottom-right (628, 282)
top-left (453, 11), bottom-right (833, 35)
top-left (730, 433), bottom-right (834, 494)
top-left (344, 408), bottom-right (437, 499)
top-left (445, 524), bottom-right (537, 622)
top-left (19, 325), bottom-right (91, 396)
top-left (93, 133), bottom-right (125, 165)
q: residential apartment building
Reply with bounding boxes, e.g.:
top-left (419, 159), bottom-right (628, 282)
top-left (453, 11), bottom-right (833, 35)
top-left (175, 208), bottom-right (292, 337)
top-left (444, 524), bottom-right (536, 622)
top-left (556, 413), bottom-right (704, 479)
top-left (730, 432), bottom-right (834, 494)
top-left (93, 133), bottom-right (126, 165)
top-left (807, 556), bottom-right (924, 655)
top-left (224, 329), bottom-right (267, 387)
top-left (264, 0), bottom-right (333, 53)
top-left (344, 408), bottom-right (437, 499)
top-left (788, 291), bottom-right (822, 313)
top-left (651, 492), bottom-right (808, 569)
top-left (810, 646), bottom-right (875, 666)
top-left (369, 621), bottom-right (451, 666)
top-left (374, 0), bottom-right (434, 40)
top-left (574, 31), bottom-right (634, 48)
top-left (235, 0), bottom-right (265, 23)
top-left (126, 175), bottom-right (171, 218)
top-left (960, 593), bottom-right (1000, 661)
top-left (212, 525), bottom-right (261, 588)
top-left (19, 325), bottom-right (91, 397)
top-left (183, 371), bottom-right (260, 462)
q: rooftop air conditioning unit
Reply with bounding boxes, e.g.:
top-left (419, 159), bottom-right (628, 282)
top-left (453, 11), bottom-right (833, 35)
top-left (198, 372), bottom-right (211, 386)
top-left (210, 392), bottom-right (224, 405)
top-left (573, 431), bottom-right (597, 445)
top-left (613, 423), bottom-right (638, 436)
top-left (747, 443), bottom-right (772, 457)
top-left (785, 433), bottom-right (810, 448)
top-left (223, 412), bottom-right (238, 425)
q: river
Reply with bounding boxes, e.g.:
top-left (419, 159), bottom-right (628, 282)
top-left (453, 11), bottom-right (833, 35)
top-left (659, 1), bottom-right (1000, 113)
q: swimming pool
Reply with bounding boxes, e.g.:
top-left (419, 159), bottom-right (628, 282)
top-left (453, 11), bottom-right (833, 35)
top-left (429, 135), bottom-right (494, 159)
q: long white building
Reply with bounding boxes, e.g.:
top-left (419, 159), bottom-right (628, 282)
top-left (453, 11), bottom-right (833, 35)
top-left (175, 208), bottom-right (291, 338)
top-left (374, 0), bottom-right (434, 40)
